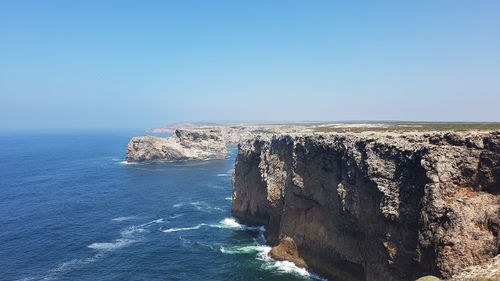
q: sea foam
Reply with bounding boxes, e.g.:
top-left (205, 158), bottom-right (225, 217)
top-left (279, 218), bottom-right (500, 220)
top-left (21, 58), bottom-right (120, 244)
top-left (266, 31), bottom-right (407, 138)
top-left (89, 218), bottom-right (164, 251)
top-left (173, 201), bottom-right (223, 212)
top-left (256, 245), bottom-right (327, 280)
top-left (162, 224), bottom-right (206, 233)
top-left (161, 217), bottom-right (264, 233)
top-left (88, 239), bottom-right (135, 251)
top-left (111, 216), bottom-right (136, 222)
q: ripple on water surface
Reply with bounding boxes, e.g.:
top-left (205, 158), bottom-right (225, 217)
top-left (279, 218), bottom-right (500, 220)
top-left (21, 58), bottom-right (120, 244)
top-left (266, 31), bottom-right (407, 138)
top-left (2, 136), bottom-right (323, 281)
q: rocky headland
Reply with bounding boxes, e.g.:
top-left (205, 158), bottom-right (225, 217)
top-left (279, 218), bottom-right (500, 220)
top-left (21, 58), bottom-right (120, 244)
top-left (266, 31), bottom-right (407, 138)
top-left (232, 130), bottom-right (500, 281)
top-left (126, 128), bottom-right (228, 162)
top-left (126, 123), bottom-right (500, 280)
top-left (126, 123), bottom-right (327, 162)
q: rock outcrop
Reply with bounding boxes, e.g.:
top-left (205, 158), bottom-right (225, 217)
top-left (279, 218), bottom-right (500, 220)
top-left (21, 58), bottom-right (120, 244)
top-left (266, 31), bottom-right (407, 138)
top-left (126, 128), bottom-right (227, 162)
top-left (232, 131), bottom-right (500, 281)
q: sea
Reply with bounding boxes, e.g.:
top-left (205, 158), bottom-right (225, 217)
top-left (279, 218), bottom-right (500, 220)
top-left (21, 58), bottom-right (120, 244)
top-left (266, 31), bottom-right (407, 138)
top-left (0, 131), bottom-right (324, 281)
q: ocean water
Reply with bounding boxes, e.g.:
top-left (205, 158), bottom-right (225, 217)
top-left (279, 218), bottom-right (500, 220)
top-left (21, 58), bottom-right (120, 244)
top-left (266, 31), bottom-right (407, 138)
top-left (0, 132), bottom-right (323, 281)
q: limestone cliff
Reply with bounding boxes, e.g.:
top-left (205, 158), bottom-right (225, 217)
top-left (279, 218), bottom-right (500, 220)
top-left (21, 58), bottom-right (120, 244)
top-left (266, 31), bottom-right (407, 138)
top-left (126, 128), bottom-right (227, 162)
top-left (231, 131), bottom-right (500, 281)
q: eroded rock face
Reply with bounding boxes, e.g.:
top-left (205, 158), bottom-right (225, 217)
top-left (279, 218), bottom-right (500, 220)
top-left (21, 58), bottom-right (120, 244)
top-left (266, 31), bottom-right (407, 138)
top-left (231, 131), bottom-right (500, 281)
top-left (126, 128), bottom-right (227, 162)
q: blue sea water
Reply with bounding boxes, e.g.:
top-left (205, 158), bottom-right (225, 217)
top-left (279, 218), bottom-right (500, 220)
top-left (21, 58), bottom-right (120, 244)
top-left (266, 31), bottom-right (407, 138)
top-left (0, 132), bottom-right (322, 281)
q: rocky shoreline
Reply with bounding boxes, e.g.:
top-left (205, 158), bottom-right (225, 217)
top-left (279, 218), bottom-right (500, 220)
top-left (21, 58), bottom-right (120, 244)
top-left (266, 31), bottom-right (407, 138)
top-left (231, 131), bottom-right (499, 281)
top-left (126, 125), bottom-right (499, 280)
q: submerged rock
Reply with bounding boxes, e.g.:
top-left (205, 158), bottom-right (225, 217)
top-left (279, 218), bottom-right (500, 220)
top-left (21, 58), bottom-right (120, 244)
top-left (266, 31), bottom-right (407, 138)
top-left (232, 131), bottom-right (500, 281)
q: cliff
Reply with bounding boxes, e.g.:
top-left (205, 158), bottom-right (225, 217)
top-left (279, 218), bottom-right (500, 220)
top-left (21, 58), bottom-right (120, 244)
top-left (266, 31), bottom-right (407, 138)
top-left (232, 131), bottom-right (500, 281)
top-left (125, 123), bottom-right (317, 162)
top-left (126, 128), bottom-right (227, 162)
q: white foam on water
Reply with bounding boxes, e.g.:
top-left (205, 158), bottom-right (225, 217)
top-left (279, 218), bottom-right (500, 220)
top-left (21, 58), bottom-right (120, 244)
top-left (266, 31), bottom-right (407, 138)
top-left (87, 239), bottom-right (135, 251)
top-left (219, 242), bottom-right (319, 278)
top-left (18, 253), bottom-right (104, 281)
top-left (255, 246), bottom-right (311, 277)
top-left (174, 201), bottom-right (223, 212)
top-left (120, 225), bottom-right (147, 237)
top-left (169, 214), bottom-right (183, 219)
top-left (216, 218), bottom-right (326, 281)
top-left (220, 244), bottom-right (270, 254)
top-left (216, 173), bottom-right (229, 177)
top-left (257, 247), bottom-right (328, 281)
top-left (162, 218), bottom-right (244, 233)
top-left (111, 216), bottom-right (136, 222)
top-left (218, 217), bottom-right (241, 228)
top-left (20, 218), bottom-right (166, 281)
top-left (89, 218), bottom-right (164, 251)
top-left (190, 202), bottom-right (204, 210)
top-left (119, 161), bottom-right (137, 165)
top-left (162, 224), bottom-right (206, 233)
top-left (161, 218), bottom-right (265, 236)
top-left (210, 217), bottom-right (265, 232)
top-left (225, 197), bottom-right (232, 201)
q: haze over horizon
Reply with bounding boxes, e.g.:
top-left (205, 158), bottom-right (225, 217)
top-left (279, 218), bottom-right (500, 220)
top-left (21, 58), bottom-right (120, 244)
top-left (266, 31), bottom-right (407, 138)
top-left (1, 0), bottom-right (499, 130)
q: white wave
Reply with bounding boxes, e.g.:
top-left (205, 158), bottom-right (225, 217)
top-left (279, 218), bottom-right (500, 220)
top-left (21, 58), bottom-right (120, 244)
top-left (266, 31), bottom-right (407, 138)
top-left (255, 246), bottom-right (327, 280)
top-left (119, 161), bottom-right (137, 165)
top-left (225, 197), bottom-right (232, 201)
top-left (162, 224), bottom-right (206, 233)
top-left (51, 254), bottom-right (101, 272)
top-left (90, 218), bottom-right (164, 251)
top-left (161, 218), bottom-right (240, 233)
top-left (211, 217), bottom-right (265, 231)
top-left (220, 244), bottom-right (270, 254)
top-left (17, 253), bottom-right (103, 281)
top-left (120, 225), bottom-right (147, 237)
top-left (20, 218), bottom-right (166, 281)
top-left (173, 201), bottom-right (223, 212)
top-left (256, 246), bottom-right (310, 276)
top-left (169, 214), bottom-right (183, 219)
top-left (216, 217), bottom-right (243, 229)
top-left (111, 216), bottom-right (136, 222)
top-left (192, 202), bottom-right (204, 210)
top-left (161, 218), bottom-right (265, 234)
top-left (219, 242), bottom-right (324, 279)
top-left (216, 173), bottom-right (229, 177)
top-left (88, 238), bottom-right (135, 251)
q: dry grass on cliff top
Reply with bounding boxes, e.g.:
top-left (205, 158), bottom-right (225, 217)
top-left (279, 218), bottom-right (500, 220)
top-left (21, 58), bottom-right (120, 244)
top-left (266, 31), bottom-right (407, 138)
top-left (312, 122), bottom-right (500, 133)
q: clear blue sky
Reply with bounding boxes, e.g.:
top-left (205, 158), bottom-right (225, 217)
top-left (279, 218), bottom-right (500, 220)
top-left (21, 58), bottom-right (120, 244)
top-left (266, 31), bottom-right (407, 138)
top-left (1, 0), bottom-right (499, 129)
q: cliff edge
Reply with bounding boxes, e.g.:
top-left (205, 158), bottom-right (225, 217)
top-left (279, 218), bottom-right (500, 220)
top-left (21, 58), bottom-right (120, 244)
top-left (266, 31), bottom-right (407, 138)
top-left (232, 131), bottom-right (500, 281)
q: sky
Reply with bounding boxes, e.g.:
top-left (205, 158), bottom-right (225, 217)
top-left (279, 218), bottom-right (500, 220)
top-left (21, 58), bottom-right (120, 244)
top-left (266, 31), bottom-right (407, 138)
top-left (1, 0), bottom-right (499, 129)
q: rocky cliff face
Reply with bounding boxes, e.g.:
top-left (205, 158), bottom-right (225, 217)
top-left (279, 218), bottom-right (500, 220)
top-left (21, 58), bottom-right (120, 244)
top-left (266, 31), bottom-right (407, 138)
top-left (232, 131), bottom-right (500, 281)
top-left (126, 128), bottom-right (227, 162)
